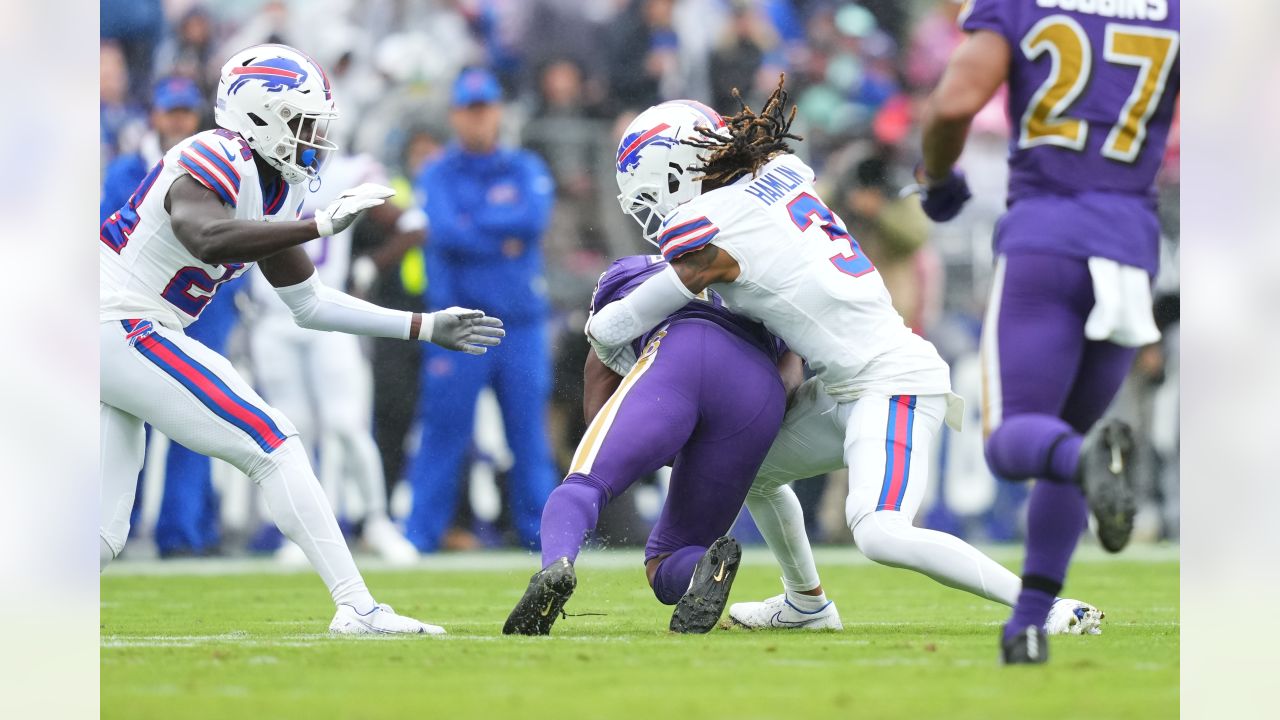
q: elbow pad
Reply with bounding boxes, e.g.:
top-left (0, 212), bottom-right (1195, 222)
top-left (586, 265), bottom-right (695, 347)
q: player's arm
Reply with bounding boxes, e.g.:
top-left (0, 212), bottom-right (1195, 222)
top-left (920, 30), bottom-right (1010, 182)
top-left (167, 174), bottom-right (321, 265)
top-left (257, 246), bottom-right (505, 354)
top-left (583, 351), bottom-right (624, 425)
top-left (584, 244), bottom-right (739, 347)
top-left (777, 350), bottom-right (805, 409)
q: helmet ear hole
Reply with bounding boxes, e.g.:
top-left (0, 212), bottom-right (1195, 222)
top-left (668, 162), bottom-right (683, 195)
top-left (247, 113), bottom-right (269, 127)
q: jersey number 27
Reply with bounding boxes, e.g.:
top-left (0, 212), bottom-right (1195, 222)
top-left (787, 192), bottom-right (875, 278)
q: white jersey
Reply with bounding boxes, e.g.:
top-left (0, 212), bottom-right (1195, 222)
top-left (657, 154), bottom-right (951, 401)
top-left (100, 129), bottom-right (305, 330)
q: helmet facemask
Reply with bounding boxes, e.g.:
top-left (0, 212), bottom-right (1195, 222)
top-left (618, 161), bottom-right (702, 245)
top-left (259, 101), bottom-right (337, 185)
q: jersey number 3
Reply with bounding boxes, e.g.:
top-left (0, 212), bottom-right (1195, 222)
top-left (787, 193), bottom-right (875, 278)
top-left (1019, 16), bottom-right (1178, 163)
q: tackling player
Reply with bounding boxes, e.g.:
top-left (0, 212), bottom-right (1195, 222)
top-left (100, 43), bottom-right (504, 634)
top-left (504, 255), bottom-right (801, 635)
top-left (587, 87), bottom-right (1097, 637)
top-left (916, 0), bottom-right (1179, 663)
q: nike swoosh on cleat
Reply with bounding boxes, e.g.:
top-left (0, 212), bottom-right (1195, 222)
top-left (539, 599), bottom-right (554, 617)
top-left (712, 561), bottom-right (727, 582)
top-left (769, 611), bottom-right (824, 628)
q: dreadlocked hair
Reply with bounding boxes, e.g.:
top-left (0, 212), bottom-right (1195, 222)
top-left (684, 74), bottom-right (803, 187)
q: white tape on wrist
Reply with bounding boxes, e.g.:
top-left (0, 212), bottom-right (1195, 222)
top-left (416, 312), bottom-right (436, 342)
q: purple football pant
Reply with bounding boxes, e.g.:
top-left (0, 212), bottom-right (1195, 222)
top-left (540, 320), bottom-right (786, 604)
top-left (980, 251), bottom-right (1139, 636)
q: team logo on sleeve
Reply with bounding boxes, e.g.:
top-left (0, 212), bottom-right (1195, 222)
top-left (228, 57), bottom-right (309, 94)
top-left (616, 124), bottom-right (676, 174)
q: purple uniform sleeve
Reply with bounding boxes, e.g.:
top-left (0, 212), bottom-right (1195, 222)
top-left (958, 0), bottom-right (1015, 42)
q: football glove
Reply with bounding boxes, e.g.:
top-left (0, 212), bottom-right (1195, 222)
top-left (425, 307), bottom-right (506, 355)
top-left (315, 183), bottom-right (396, 237)
top-left (912, 169), bottom-right (972, 223)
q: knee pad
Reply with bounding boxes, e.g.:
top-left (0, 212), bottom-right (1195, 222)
top-left (983, 424), bottom-right (1011, 478)
top-left (99, 528), bottom-right (126, 560)
top-left (243, 436), bottom-right (305, 484)
top-left (561, 472), bottom-right (615, 503)
top-left (850, 511), bottom-right (908, 567)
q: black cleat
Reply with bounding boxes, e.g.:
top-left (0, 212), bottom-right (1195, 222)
top-left (1077, 419), bottom-right (1137, 553)
top-left (1001, 625), bottom-right (1049, 665)
top-left (503, 557), bottom-right (576, 636)
top-left (670, 536), bottom-right (742, 634)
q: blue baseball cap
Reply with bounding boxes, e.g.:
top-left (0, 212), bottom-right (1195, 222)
top-left (152, 76), bottom-right (203, 112)
top-left (451, 68), bottom-right (502, 107)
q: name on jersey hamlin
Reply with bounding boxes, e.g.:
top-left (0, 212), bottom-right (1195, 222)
top-left (744, 165), bottom-right (806, 206)
top-left (1034, 0), bottom-right (1168, 21)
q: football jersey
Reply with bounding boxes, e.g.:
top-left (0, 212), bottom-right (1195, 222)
top-left (961, 0), bottom-right (1180, 272)
top-left (100, 129), bottom-right (305, 330)
top-left (657, 154), bottom-right (951, 401)
top-left (589, 255), bottom-right (784, 375)
top-left (248, 152), bottom-right (389, 323)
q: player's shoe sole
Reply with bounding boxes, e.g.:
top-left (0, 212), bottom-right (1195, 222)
top-left (670, 536), bottom-right (741, 634)
top-left (1077, 419), bottom-right (1137, 553)
top-left (503, 557), bottom-right (576, 636)
top-left (1001, 624), bottom-right (1049, 665)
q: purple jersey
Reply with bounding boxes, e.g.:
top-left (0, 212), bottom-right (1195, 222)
top-left (962, 0), bottom-right (1179, 272)
top-left (590, 255), bottom-right (785, 364)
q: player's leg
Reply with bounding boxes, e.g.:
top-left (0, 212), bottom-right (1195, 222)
top-left (843, 394), bottom-right (1023, 606)
top-left (505, 326), bottom-right (701, 635)
top-left (404, 341), bottom-right (490, 552)
top-left (730, 377), bottom-right (847, 628)
top-left (101, 320), bottom-right (438, 633)
top-left (153, 303), bottom-right (239, 556)
top-left (490, 320), bottom-right (559, 551)
top-left (308, 332), bottom-right (417, 562)
top-left (980, 254), bottom-right (1121, 652)
top-left (644, 333), bottom-right (787, 632)
top-left (100, 402), bottom-right (146, 570)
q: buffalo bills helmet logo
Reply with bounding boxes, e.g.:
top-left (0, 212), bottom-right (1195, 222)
top-left (616, 123), bottom-right (677, 174)
top-left (228, 57), bottom-right (309, 95)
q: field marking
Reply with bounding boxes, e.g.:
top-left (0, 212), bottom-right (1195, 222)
top-left (105, 544), bottom-right (1180, 577)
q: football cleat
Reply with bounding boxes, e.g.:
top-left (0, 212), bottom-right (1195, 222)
top-left (1001, 624), bottom-right (1049, 665)
top-left (670, 536), bottom-right (742, 633)
top-left (503, 557), bottom-right (577, 636)
top-left (362, 516), bottom-right (420, 567)
top-left (728, 592), bottom-right (844, 631)
top-left (1077, 419), bottom-right (1137, 553)
top-left (1045, 598), bottom-right (1104, 636)
top-left (329, 603), bottom-right (445, 635)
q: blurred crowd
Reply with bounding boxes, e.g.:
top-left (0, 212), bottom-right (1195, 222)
top-left (100, 0), bottom-right (1181, 559)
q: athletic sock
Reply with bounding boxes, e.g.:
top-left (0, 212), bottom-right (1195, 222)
top-left (785, 589), bottom-right (829, 612)
top-left (651, 545), bottom-right (706, 605)
top-left (1005, 480), bottom-right (1087, 640)
top-left (249, 437), bottom-right (375, 614)
top-left (745, 483), bottom-right (823, 593)
top-left (985, 413), bottom-right (1082, 484)
top-left (538, 478), bottom-right (607, 568)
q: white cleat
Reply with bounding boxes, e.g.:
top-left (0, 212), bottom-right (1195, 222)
top-left (363, 516), bottom-right (420, 566)
top-left (1045, 598), bottom-right (1105, 635)
top-left (329, 603), bottom-right (446, 636)
top-left (728, 593), bottom-right (844, 631)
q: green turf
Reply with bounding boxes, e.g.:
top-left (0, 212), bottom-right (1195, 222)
top-left (101, 547), bottom-right (1178, 719)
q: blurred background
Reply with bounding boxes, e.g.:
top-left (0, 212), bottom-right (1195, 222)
top-left (99, 0), bottom-right (1180, 562)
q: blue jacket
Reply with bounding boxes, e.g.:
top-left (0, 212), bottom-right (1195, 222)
top-left (415, 143), bottom-right (554, 323)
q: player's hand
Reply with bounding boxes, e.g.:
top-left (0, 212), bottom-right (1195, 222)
top-left (429, 307), bottom-right (506, 355)
top-left (315, 183), bottom-right (396, 237)
top-left (915, 169), bottom-right (972, 223)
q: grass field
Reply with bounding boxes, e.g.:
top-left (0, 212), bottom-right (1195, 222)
top-left (101, 545), bottom-right (1178, 719)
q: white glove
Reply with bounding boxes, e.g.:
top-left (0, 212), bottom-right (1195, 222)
top-left (314, 183), bottom-right (395, 237)
top-left (422, 307), bottom-right (506, 355)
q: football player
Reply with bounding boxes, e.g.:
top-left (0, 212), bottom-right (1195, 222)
top-left (504, 254), bottom-right (800, 635)
top-left (588, 88), bottom-right (1099, 636)
top-left (916, 0), bottom-right (1179, 663)
top-left (100, 43), bottom-right (503, 634)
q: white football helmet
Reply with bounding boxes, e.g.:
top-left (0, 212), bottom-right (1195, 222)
top-left (214, 43), bottom-right (338, 185)
top-left (615, 100), bottom-right (727, 244)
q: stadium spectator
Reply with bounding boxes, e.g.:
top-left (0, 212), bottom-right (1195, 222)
top-left (405, 68), bottom-right (558, 552)
top-left (154, 4), bottom-right (221, 123)
top-left (100, 0), bottom-right (166, 103)
top-left (100, 42), bottom-right (148, 164)
top-left (708, 0), bottom-right (782, 111)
